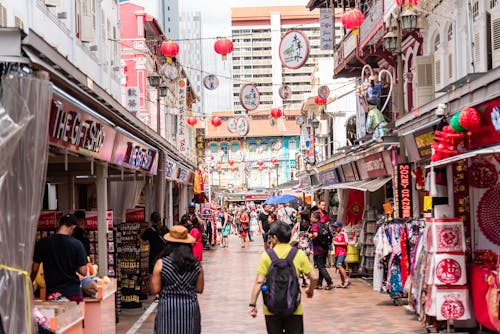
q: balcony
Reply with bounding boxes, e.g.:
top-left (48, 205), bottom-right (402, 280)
top-left (359, 0), bottom-right (384, 48)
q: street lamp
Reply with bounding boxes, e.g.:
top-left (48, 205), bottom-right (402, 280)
top-left (311, 119), bottom-right (320, 164)
top-left (147, 74), bottom-right (161, 87)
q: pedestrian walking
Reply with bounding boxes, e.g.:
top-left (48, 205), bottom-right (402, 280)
top-left (309, 211), bottom-right (334, 290)
top-left (151, 225), bottom-right (204, 334)
top-left (140, 211), bottom-right (168, 274)
top-left (220, 207), bottom-right (231, 248)
top-left (180, 203), bottom-right (204, 262)
top-left (239, 208), bottom-right (250, 248)
top-left (249, 222), bottom-right (318, 334)
top-left (332, 221), bottom-right (351, 288)
top-left (258, 205), bottom-right (272, 249)
top-left (249, 208), bottom-right (259, 240)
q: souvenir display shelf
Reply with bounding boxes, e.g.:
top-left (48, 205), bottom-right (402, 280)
top-left (360, 209), bottom-right (377, 277)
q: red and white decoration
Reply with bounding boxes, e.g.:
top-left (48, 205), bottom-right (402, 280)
top-left (431, 220), bottom-right (466, 253)
top-left (477, 183), bottom-right (500, 246)
top-left (214, 38), bottom-right (234, 61)
top-left (433, 254), bottom-right (467, 285)
top-left (239, 84), bottom-right (260, 111)
top-left (426, 286), bottom-right (471, 321)
top-left (278, 30), bottom-right (310, 69)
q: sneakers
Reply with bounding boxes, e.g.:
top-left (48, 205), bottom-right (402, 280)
top-left (314, 285), bottom-right (323, 290)
top-left (324, 284), bottom-right (335, 290)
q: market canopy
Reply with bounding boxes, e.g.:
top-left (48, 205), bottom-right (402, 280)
top-left (323, 176), bottom-right (392, 192)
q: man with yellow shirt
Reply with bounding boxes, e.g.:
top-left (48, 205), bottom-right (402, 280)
top-left (249, 222), bottom-right (318, 334)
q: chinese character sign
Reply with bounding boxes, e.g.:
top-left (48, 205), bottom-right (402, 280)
top-left (177, 79), bottom-right (187, 155)
top-left (125, 86), bottom-right (139, 115)
top-left (320, 8), bottom-right (335, 50)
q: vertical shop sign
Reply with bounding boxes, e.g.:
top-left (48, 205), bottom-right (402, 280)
top-left (196, 128), bottom-right (205, 165)
top-left (452, 161), bottom-right (471, 246)
top-left (177, 79), bottom-right (187, 155)
top-left (320, 8), bottom-right (335, 50)
top-left (125, 86), bottom-right (139, 116)
top-left (393, 165), bottom-right (400, 218)
top-left (396, 163), bottom-right (412, 219)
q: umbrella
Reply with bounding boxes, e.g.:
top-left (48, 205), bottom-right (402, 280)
top-left (263, 196), bottom-right (280, 205)
top-left (274, 194), bottom-right (299, 204)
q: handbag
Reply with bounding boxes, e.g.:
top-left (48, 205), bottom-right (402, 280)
top-left (290, 222), bottom-right (300, 244)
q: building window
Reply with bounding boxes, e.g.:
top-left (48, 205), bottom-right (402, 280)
top-left (447, 24), bottom-right (453, 42)
top-left (220, 142), bottom-right (229, 162)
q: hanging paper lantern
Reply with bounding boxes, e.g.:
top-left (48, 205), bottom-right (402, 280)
top-left (229, 166), bottom-right (236, 172)
top-left (450, 113), bottom-right (467, 133)
top-left (228, 159), bottom-right (235, 166)
top-left (314, 96), bottom-right (327, 105)
top-left (214, 38), bottom-right (234, 61)
top-left (211, 117), bottom-right (222, 128)
top-left (270, 108), bottom-right (283, 119)
top-left (341, 9), bottom-right (365, 36)
top-left (458, 107), bottom-right (482, 131)
top-left (258, 166), bottom-right (264, 172)
top-left (187, 117), bottom-right (198, 127)
top-left (215, 163), bottom-right (221, 171)
top-left (256, 160), bottom-right (264, 166)
top-left (209, 155), bottom-right (215, 161)
top-left (271, 157), bottom-right (278, 165)
top-left (161, 40), bottom-right (179, 63)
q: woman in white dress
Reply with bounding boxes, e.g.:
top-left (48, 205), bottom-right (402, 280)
top-left (249, 208), bottom-right (259, 238)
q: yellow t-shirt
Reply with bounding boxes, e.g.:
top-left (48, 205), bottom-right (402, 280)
top-left (257, 243), bottom-right (313, 315)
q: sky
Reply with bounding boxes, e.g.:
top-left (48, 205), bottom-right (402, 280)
top-left (179, 0), bottom-right (310, 112)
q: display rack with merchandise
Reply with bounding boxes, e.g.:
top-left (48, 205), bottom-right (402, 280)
top-left (359, 209), bottom-right (377, 276)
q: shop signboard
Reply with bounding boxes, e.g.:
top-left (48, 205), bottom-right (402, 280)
top-left (196, 128), bottom-right (205, 165)
top-left (49, 93), bottom-right (116, 162)
top-left (320, 169), bottom-right (339, 187)
top-left (125, 86), bottom-right (139, 116)
top-left (341, 162), bottom-right (357, 182)
top-left (112, 131), bottom-right (158, 175)
top-left (177, 167), bottom-right (190, 183)
top-left (319, 8), bottom-right (335, 50)
top-left (125, 208), bottom-right (145, 222)
top-left (299, 175), bottom-right (311, 189)
top-left (165, 160), bottom-right (176, 180)
top-left (452, 161), bottom-right (471, 242)
top-left (413, 128), bottom-right (434, 160)
top-left (38, 211), bottom-right (63, 230)
top-left (395, 163), bottom-right (412, 219)
top-left (245, 194), bottom-right (269, 201)
top-left (82, 210), bottom-right (114, 229)
top-left (177, 79), bottom-right (188, 155)
top-left (363, 152), bottom-right (387, 178)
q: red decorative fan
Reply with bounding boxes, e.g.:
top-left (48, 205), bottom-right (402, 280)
top-left (467, 158), bottom-right (498, 188)
top-left (477, 184), bottom-right (500, 246)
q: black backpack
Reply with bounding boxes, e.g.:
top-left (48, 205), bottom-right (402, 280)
top-left (316, 223), bottom-right (333, 248)
top-left (262, 248), bottom-right (301, 316)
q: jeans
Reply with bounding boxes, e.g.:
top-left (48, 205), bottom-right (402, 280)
top-left (265, 315), bottom-right (304, 334)
top-left (313, 252), bottom-right (332, 286)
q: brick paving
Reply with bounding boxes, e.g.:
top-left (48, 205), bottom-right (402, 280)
top-left (117, 235), bottom-right (427, 334)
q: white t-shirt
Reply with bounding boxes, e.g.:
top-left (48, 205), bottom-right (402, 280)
top-left (277, 207), bottom-right (297, 225)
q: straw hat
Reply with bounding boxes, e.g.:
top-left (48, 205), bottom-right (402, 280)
top-left (164, 225), bottom-right (196, 244)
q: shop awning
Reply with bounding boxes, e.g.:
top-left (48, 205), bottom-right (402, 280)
top-left (426, 144), bottom-right (500, 169)
top-left (323, 176), bottom-right (392, 192)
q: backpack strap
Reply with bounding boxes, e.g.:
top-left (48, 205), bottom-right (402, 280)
top-left (266, 248), bottom-right (279, 262)
top-left (285, 247), bottom-right (298, 262)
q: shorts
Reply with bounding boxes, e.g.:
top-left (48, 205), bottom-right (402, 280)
top-left (335, 255), bottom-right (346, 267)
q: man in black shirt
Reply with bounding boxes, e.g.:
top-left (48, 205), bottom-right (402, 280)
top-left (31, 214), bottom-right (88, 302)
top-left (72, 210), bottom-right (90, 257)
top-left (140, 211), bottom-right (167, 274)
top-left (258, 205), bottom-right (272, 249)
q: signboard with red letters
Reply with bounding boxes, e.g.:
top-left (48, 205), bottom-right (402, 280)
top-left (363, 152), bottom-right (388, 178)
top-left (396, 163), bottom-right (412, 219)
top-left (112, 131), bottom-right (158, 174)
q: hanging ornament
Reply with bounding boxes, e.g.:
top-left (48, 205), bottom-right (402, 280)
top-left (278, 85), bottom-right (292, 100)
top-left (228, 159), bottom-right (235, 166)
top-left (229, 166), bottom-right (236, 172)
top-left (203, 74), bottom-right (220, 90)
top-left (215, 163), bottom-right (221, 171)
top-left (458, 107), bottom-right (482, 131)
top-left (318, 85), bottom-right (330, 99)
top-left (396, 0), bottom-right (419, 8)
top-left (341, 9), bottom-right (365, 36)
top-left (270, 108), bottom-right (283, 119)
top-left (161, 40), bottom-right (179, 63)
top-left (314, 96), bottom-right (327, 106)
top-left (239, 84), bottom-right (260, 111)
top-left (211, 117), bottom-right (222, 128)
top-left (271, 157), bottom-right (278, 165)
top-left (279, 30), bottom-right (310, 69)
top-left (450, 113), bottom-right (467, 133)
top-left (214, 37), bottom-right (234, 61)
top-left (258, 166), bottom-right (264, 172)
top-left (256, 160), bottom-right (264, 167)
top-left (186, 117), bottom-right (197, 127)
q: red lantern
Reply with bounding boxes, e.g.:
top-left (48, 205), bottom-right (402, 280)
top-left (314, 96), bottom-right (327, 105)
top-left (187, 117), bottom-right (197, 127)
top-left (216, 163), bottom-right (221, 171)
top-left (228, 159), bottom-right (235, 166)
top-left (459, 107), bottom-right (482, 131)
top-left (161, 40), bottom-right (179, 63)
top-left (257, 160), bottom-right (264, 166)
top-left (396, 0), bottom-right (419, 7)
top-left (214, 38), bottom-right (234, 61)
top-left (341, 9), bottom-right (365, 36)
top-left (258, 166), bottom-right (264, 172)
top-left (211, 117), bottom-right (222, 128)
top-left (229, 166), bottom-right (236, 172)
top-left (209, 155), bottom-right (215, 161)
top-left (271, 157), bottom-right (278, 165)
top-left (270, 108), bottom-right (283, 119)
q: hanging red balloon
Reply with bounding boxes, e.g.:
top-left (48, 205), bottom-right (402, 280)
top-left (341, 9), bottom-right (365, 36)
top-left (270, 108), bottom-right (283, 119)
top-left (211, 117), bottom-right (222, 128)
top-left (161, 40), bottom-right (179, 63)
top-left (214, 38), bottom-right (234, 61)
top-left (187, 117), bottom-right (198, 127)
top-left (314, 96), bottom-right (327, 105)
top-left (459, 107), bottom-right (482, 131)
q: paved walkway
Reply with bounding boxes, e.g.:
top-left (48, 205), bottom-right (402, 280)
top-left (117, 235), bottom-right (427, 334)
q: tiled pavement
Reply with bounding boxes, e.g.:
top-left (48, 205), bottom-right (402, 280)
top-left (117, 235), bottom-right (427, 334)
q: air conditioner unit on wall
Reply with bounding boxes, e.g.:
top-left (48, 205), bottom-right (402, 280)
top-left (491, 5), bottom-right (500, 68)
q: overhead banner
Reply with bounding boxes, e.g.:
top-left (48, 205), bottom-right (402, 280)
top-left (395, 163), bottom-right (412, 219)
top-left (177, 78), bottom-right (187, 156)
top-left (320, 8), bottom-right (335, 50)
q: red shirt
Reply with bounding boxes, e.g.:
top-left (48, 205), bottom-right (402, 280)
top-left (311, 223), bottom-right (328, 255)
top-left (333, 231), bottom-right (348, 257)
top-left (314, 209), bottom-right (330, 224)
top-left (190, 227), bottom-right (203, 262)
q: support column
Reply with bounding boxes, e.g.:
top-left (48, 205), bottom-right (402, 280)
top-left (168, 181), bottom-right (173, 227)
top-left (96, 162), bottom-right (108, 277)
top-left (155, 151), bottom-right (166, 220)
top-left (145, 176), bottom-right (152, 223)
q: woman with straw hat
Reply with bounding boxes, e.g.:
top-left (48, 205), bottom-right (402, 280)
top-left (151, 225), bottom-right (204, 334)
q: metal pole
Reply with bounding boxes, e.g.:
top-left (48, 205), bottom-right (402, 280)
top-left (157, 88), bottom-right (161, 134)
top-left (396, 12), bottom-right (407, 163)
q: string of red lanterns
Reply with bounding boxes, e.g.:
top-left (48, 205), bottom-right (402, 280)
top-left (211, 117), bottom-right (222, 128)
top-left (270, 108), bottom-right (283, 119)
top-left (186, 117), bottom-right (197, 127)
top-left (214, 38), bottom-right (234, 61)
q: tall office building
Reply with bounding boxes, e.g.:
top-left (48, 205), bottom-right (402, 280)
top-left (178, 11), bottom-right (202, 114)
top-left (122, 0), bottom-right (179, 40)
top-left (231, 6), bottom-right (343, 114)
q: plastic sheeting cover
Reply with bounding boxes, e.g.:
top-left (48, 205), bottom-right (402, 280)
top-left (0, 71), bottom-right (52, 334)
